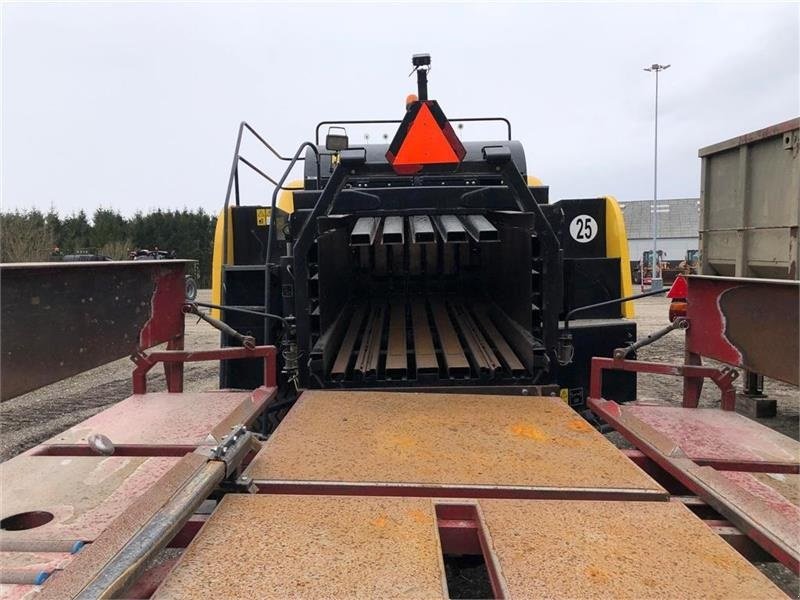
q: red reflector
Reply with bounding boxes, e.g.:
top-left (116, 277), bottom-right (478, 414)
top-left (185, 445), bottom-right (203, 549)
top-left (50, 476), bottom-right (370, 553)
top-left (667, 275), bottom-right (688, 298)
top-left (393, 103), bottom-right (459, 165)
top-left (386, 100), bottom-right (466, 173)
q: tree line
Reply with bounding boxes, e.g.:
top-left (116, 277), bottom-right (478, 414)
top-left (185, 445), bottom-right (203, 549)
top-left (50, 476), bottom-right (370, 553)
top-left (0, 208), bottom-right (216, 287)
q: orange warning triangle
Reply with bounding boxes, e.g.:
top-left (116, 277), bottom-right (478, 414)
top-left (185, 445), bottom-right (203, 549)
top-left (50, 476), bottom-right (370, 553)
top-left (392, 103), bottom-right (460, 166)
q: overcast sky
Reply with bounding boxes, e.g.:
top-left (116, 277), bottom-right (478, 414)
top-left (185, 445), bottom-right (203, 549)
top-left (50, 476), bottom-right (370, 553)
top-left (2, 2), bottom-right (798, 218)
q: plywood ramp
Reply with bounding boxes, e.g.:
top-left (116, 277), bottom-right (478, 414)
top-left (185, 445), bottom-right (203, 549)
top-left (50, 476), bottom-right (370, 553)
top-left (244, 391), bottom-right (665, 498)
top-left (153, 495), bottom-right (785, 600)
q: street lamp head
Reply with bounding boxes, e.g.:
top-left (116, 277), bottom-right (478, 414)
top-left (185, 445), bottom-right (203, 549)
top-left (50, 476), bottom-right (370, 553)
top-left (644, 63), bottom-right (671, 72)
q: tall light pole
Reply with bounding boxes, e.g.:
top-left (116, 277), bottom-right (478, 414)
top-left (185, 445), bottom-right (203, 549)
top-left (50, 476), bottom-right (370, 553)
top-left (644, 63), bottom-right (670, 291)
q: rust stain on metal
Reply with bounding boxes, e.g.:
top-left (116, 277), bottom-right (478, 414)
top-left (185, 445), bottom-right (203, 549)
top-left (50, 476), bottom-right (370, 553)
top-left (567, 419), bottom-right (593, 433)
top-left (153, 495), bottom-right (447, 599)
top-left (479, 499), bottom-right (786, 599)
top-left (245, 391), bottom-right (663, 494)
top-left (510, 422), bottom-right (546, 441)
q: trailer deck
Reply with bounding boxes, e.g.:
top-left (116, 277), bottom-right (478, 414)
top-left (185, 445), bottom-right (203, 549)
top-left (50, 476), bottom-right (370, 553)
top-left (245, 391), bottom-right (664, 500)
top-left (154, 494), bottom-right (785, 599)
top-left (3, 52), bottom-right (798, 597)
top-left (591, 397), bottom-right (800, 574)
top-left (0, 383), bottom-right (794, 598)
top-left (34, 389), bottom-right (272, 456)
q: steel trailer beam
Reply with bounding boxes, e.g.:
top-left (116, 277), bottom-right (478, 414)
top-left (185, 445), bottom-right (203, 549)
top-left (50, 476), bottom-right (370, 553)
top-left (0, 261), bottom-right (189, 401)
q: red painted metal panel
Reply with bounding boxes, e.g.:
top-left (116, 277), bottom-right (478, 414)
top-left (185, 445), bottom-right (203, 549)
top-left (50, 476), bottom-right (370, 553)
top-left (625, 404), bottom-right (800, 471)
top-left (138, 265), bottom-right (186, 349)
top-left (0, 583), bottom-right (38, 600)
top-left (685, 277), bottom-right (742, 365)
top-left (589, 397), bottom-right (800, 574)
top-left (39, 388), bottom-right (275, 451)
top-left (686, 276), bottom-right (799, 385)
top-left (0, 456), bottom-right (180, 544)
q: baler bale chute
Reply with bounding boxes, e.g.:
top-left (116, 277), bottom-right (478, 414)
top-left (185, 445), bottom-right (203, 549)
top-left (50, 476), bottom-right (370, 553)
top-left (211, 53), bottom-right (637, 410)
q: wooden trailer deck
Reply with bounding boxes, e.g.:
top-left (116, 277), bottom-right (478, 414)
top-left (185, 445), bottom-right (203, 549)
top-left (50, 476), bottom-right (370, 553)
top-left (244, 391), bottom-right (665, 500)
top-left (154, 494), bottom-right (784, 599)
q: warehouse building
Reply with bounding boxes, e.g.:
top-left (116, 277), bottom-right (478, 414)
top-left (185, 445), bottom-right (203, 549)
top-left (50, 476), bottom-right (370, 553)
top-left (619, 198), bottom-right (700, 263)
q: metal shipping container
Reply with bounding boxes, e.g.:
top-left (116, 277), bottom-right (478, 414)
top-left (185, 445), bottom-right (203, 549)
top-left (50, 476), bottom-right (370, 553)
top-left (699, 118), bottom-right (799, 279)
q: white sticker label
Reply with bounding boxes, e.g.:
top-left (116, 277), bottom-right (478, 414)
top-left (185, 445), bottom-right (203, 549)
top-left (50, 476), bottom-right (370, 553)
top-left (569, 214), bottom-right (598, 243)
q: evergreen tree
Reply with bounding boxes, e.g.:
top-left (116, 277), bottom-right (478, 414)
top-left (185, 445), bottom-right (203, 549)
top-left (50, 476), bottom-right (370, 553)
top-left (1, 208), bottom-right (216, 286)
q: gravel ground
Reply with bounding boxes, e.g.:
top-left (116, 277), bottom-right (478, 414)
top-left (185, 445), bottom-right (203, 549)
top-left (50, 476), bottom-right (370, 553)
top-left (1, 291), bottom-right (797, 594)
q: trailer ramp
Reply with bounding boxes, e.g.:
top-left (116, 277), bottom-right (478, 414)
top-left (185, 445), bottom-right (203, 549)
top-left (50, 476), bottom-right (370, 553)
top-left (155, 495), bottom-right (784, 600)
top-left (150, 390), bottom-right (784, 598)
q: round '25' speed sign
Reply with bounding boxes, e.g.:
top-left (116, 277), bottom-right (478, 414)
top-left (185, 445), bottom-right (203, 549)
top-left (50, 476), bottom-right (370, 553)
top-left (569, 214), bottom-right (598, 243)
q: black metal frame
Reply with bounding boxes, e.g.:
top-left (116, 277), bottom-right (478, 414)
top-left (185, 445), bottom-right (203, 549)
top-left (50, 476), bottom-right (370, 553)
top-left (285, 145), bottom-right (563, 386)
top-left (263, 141), bottom-right (320, 345)
top-left (215, 119), bottom-right (634, 406)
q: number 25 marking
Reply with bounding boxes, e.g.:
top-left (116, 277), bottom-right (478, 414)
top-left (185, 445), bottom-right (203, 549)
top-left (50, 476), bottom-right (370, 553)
top-left (569, 215), bottom-right (598, 243)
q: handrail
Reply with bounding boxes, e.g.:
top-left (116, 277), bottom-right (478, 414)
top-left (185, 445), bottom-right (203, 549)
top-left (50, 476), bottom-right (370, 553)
top-left (263, 141), bottom-right (320, 345)
top-left (242, 122), bottom-right (304, 162)
top-left (222, 122), bottom-right (317, 265)
top-left (315, 116), bottom-right (513, 144)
